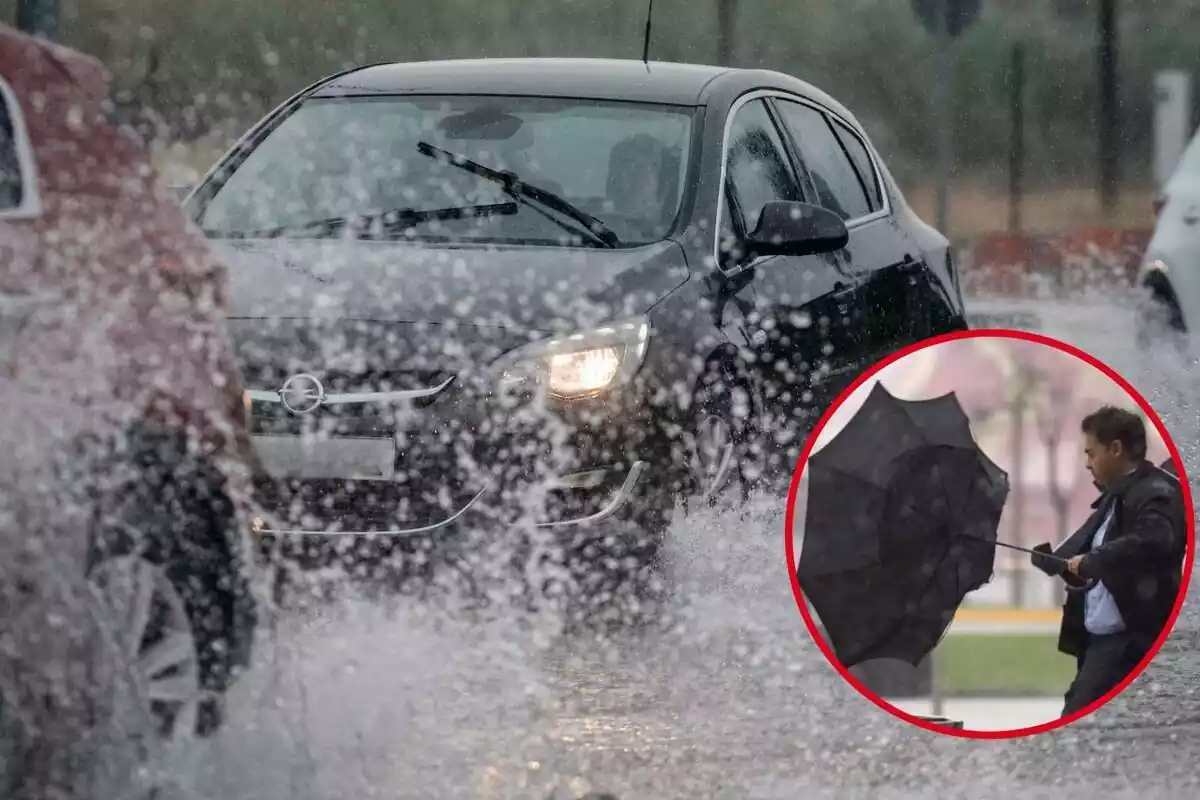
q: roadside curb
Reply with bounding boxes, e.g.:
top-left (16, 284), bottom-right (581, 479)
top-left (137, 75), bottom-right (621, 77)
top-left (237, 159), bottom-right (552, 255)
top-left (955, 607), bottom-right (1061, 624)
top-left (949, 607), bottom-right (1061, 636)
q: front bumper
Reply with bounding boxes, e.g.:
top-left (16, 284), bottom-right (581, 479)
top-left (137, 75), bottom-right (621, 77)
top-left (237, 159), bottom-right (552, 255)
top-left (252, 460), bottom-right (654, 572)
top-left (238, 335), bottom-right (682, 573)
top-left (252, 459), bottom-right (650, 537)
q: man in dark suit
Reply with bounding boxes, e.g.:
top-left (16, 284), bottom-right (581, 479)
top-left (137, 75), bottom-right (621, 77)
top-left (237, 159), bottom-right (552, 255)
top-left (1031, 406), bottom-right (1186, 717)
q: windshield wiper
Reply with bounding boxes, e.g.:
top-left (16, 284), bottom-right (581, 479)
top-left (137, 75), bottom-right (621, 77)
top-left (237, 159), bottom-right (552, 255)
top-left (416, 141), bottom-right (621, 248)
top-left (204, 201), bottom-right (521, 240)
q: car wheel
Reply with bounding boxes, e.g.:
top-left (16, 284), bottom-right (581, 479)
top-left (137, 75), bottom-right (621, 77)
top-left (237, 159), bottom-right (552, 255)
top-left (1135, 285), bottom-right (1187, 353)
top-left (520, 366), bottom-right (765, 628)
top-left (86, 553), bottom-right (203, 763)
top-left (80, 422), bottom-right (255, 739)
top-left (524, 475), bottom-right (675, 629)
top-left (543, 528), bottom-right (666, 631)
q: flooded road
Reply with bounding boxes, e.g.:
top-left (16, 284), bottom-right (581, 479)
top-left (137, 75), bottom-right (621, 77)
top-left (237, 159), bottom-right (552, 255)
top-left (177, 295), bottom-right (1198, 800)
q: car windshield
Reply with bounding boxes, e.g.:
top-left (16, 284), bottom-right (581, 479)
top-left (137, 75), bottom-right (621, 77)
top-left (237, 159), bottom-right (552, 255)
top-left (197, 95), bottom-right (696, 248)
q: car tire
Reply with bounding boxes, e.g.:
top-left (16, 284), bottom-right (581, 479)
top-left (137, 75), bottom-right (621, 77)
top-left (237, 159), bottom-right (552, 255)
top-left (84, 549), bottom-right (233, 738)
top-left (526, 467), bottom-right (678, 630)
top-left (586, 362), bottom-right (766, 615)
top-left (495, 362), bottom-right (767, 629)
top-left (545, 523), bottom-right (667, 632)
top-left (84, 553), bottom-right (205, 751)
top-left (1135, 284), bottom-right (1187, 353)
top-left (85, 423), bottom-right (256, 742)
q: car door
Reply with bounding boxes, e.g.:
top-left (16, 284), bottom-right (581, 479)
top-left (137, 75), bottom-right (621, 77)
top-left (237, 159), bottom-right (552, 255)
top-left (714, 96), bottom-right (868, 442)
top-left (769, 98), bottom-right (930, 368)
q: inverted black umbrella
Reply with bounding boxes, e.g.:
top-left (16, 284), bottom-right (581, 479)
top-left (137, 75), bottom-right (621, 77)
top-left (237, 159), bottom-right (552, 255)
top-left (797, 382), bottom-right (1028, 668)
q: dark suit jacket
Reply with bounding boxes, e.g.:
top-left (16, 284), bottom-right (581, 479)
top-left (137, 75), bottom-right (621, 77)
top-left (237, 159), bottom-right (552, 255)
top-left (1042, 460), bottom-right (1186, 658)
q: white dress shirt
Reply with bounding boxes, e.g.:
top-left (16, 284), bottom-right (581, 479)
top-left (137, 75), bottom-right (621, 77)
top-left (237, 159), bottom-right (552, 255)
top-left (1084, 503), bottom-right (1126, 636)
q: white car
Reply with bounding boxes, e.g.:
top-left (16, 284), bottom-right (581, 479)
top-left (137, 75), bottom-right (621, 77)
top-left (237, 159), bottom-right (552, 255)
top-left (1136, 127), bottom-right (1200, 349)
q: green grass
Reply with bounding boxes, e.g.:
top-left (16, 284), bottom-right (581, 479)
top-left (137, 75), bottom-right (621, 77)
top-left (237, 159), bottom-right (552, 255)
top-left (936, 634), bottom-right (1076, 697)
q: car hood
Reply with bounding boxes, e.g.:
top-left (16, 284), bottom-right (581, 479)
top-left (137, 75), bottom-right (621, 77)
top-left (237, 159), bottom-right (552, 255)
top-left (213, 238), bottom-right (689, 333)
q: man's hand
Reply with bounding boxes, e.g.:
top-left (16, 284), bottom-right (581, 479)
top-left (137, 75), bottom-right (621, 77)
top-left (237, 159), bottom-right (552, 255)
top-left (1066, 554), bottom-right (1085, 575)
top-left (1030, 542), bottom-right (1064, 576)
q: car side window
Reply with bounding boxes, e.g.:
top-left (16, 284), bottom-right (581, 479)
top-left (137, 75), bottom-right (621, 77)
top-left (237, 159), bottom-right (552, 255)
top-left (0, 76), bottom-right (38, 218)
top-left (0, 91), bottom-right (24, 210)
top-left (773, 99), bottom-right (871, 222)
top-left (830, 118), bottom-right (884, 213)
top-left (720, 98), bottom-right (802, 246)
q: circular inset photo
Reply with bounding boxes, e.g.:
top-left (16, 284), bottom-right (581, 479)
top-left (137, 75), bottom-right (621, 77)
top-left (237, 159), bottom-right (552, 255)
top-left (785, 329), bottom-right (1194, 738)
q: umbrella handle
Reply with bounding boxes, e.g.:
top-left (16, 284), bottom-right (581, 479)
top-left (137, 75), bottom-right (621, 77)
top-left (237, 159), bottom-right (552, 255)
top-left (1063, 576), bottom-right (1098, 593)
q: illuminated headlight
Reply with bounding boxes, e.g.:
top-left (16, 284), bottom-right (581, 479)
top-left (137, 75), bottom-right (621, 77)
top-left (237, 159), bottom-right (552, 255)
top-left (494, 318), bottom-right (651, 399)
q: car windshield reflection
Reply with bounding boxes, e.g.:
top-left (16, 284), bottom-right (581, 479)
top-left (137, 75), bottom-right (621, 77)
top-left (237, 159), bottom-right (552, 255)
top-left (197, 95), bottom-right (695, 248)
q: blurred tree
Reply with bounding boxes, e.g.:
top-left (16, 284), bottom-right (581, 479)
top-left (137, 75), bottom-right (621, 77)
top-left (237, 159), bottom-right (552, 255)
top-left (1049, 0), bottom-right (1095, 18)
top-left (1026, 362), bottom-right (1088, 607)
top-left (965, 339), bottom-right (1040, 607)
top-left (10, 0), bottom-right (1198, 195)
top-left (15, 0), bottom-right (57, 37)
top-left (715, 0), bottom-right (736, 65)
top-left (1030, 370), bottom-right (1080, 548)
top-left (1004, 361), bottom-right (1040, 607)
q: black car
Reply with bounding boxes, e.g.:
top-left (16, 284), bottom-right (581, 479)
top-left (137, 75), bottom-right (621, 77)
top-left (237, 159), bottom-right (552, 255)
top-left (182, 58), bottom-right (967, 603)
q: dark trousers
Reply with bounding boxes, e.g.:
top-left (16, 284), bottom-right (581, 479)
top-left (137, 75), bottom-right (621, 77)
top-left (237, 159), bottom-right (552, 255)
top-left (1061, 632), bottom-right (1146, 717)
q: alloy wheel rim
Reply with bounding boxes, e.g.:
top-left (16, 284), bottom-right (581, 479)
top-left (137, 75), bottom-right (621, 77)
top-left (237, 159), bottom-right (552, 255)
top-left (89, 554), bottom-right (200, 752)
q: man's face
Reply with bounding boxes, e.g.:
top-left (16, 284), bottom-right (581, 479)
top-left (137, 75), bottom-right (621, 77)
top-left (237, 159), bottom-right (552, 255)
top-left (1084, 432), bottom-right (1125, 488)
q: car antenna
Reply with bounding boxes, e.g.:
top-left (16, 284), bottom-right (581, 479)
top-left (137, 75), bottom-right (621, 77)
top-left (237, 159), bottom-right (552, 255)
top-left (641, 0), bottom-right (654, 67)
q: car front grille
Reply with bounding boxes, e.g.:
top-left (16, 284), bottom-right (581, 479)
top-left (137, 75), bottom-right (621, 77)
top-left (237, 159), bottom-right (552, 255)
top-left (246, 367), bottom-right (453, 399)
top-left (246, 368), bottom-right (460, 437)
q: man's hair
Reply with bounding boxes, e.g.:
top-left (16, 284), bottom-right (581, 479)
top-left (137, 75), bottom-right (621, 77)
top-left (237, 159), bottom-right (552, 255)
top-left (1081, 405), bottom-right (1147, 461)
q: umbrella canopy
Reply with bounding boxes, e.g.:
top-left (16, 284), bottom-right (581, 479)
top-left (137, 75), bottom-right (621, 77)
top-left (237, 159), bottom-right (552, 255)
top-left (797, 382), bottom-right (1010, 667)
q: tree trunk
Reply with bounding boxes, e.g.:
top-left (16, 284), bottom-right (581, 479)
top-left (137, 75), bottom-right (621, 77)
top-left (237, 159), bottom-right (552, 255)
top-left (716, 0), bottom-right (736, 65)
top-left (1008, 385), bottom-right (1028, 607)
top-left (1046, 434), bottom-right (1073, 608)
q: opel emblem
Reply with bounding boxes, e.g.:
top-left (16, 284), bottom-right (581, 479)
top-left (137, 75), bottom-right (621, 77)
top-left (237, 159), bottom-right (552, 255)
top-left (279, 373), bottom-right (325, 415)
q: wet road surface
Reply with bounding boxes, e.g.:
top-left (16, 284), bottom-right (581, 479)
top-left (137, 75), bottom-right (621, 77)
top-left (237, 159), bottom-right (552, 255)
top-left (180, 296), bottom-right (1198, 800)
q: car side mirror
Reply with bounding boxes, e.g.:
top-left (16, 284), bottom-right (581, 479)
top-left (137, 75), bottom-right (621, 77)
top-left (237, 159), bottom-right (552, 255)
top-left (169, 184), bottom-right (193, 203)
top-left (743, 201), bottom-right (849, 258)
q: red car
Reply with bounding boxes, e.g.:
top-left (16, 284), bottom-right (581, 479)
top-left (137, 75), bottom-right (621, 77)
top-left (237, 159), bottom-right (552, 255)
top-left (0, 23), bottom-right (257, 784)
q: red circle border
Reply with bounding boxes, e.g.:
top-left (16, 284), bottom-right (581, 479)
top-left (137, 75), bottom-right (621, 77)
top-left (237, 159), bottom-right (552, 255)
top-left (782, 327), bottom-right (1197, 740)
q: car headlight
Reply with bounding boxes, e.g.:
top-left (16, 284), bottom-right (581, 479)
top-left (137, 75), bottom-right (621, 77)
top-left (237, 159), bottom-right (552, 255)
top-left (494, 318), bottom-right (651, 400)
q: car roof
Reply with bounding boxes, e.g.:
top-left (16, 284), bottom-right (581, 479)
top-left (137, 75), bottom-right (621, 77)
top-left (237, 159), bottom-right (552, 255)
top-left (311, 58), bottom-right (805, 107)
